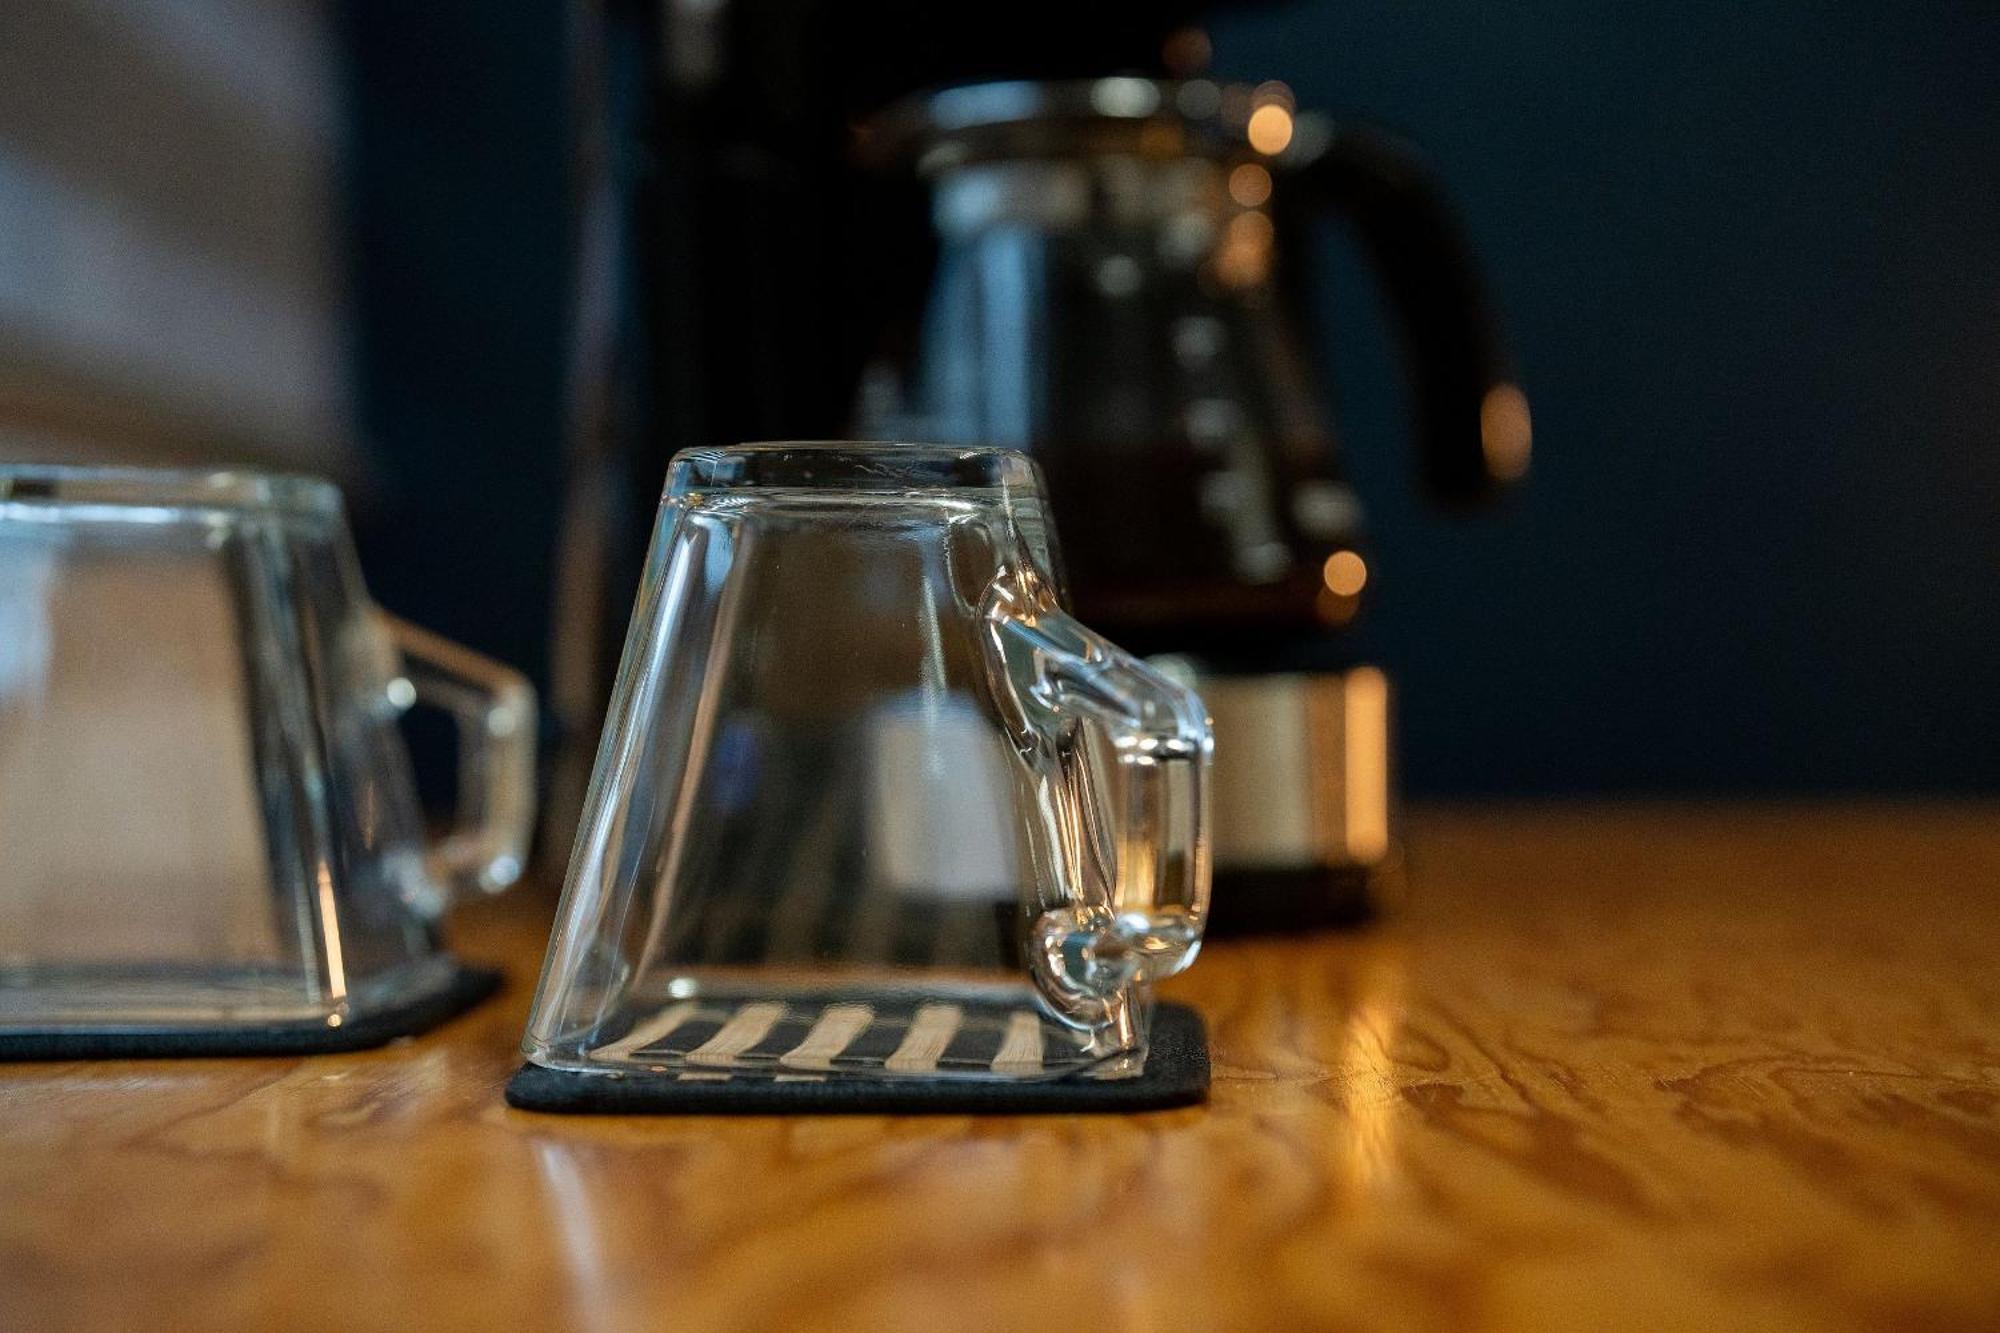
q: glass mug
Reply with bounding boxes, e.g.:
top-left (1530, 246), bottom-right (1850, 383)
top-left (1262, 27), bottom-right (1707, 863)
top-left (524, 443), bottom-right (1211, 1082)
top-left (0, 465), bottom-right (535, 1033)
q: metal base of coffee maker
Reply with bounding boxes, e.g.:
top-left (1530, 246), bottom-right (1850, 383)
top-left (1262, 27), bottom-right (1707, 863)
top-left (1170, 664), bottom-right (1403, 934)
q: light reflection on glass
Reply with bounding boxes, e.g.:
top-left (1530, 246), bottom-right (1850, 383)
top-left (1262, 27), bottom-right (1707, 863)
top-left (1321, 549), bottom-right (1368, 598)
top-left (1162, 27), bottom-right (1212, 75)
top-left (1176, 79), bottom-right (1222, 119)
top-left (1252, 80), bottom-right (1295, 107)
top-left (315, 862), bottom-right (347, 1003)
top-left (1215, 211), bottom-right (1274, 287)
top-left (0, 541), bottom-right (55, 704)
top-left (1247, 105), bottom-right (1294, 156)
top-left (1480, 383), bottom-right (1534, 481)
top-left (1227, 162), bottom-right (1273, 209)
top-left (1138, 120), bottom-right (1185, 158)
top-left (1090, 77), bottom-right (1160, 119)
top-left (1316, 586), bottom-right (1358, 625)
top-left (1341, 667), bottom-right (1391, 863)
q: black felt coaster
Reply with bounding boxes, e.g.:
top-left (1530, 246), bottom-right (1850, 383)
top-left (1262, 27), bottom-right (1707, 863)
top-left (0, 964), bottom-right (501, 1061)
top-left (505, 1001), bottom-right (1209, 1115)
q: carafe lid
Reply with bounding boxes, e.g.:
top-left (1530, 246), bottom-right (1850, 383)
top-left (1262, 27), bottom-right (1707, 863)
top-left (857, 78), bottom-right (1326, 174)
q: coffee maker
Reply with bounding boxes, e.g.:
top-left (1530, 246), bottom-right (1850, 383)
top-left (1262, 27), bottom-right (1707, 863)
top-left (851, 79), bottom-right (1527, 928)
top-left (546, 0), bottom-right (1217, 848)
top-left (554, 4), bottom-right (1527, 930)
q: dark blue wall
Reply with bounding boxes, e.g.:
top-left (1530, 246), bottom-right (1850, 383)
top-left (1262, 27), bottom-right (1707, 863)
top-left (340, 3), bottom-right (2000, 795)
top-left (1210, 3), bottom-right (2000, 792)
top-left (338, 2), bottom-right (571, 694)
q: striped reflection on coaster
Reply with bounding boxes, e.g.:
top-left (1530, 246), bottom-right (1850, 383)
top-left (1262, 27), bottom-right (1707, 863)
top-left (783, 1004), bottom-right (874, 1072)
top-left (503, 1000), bottom-right (1208, 1115)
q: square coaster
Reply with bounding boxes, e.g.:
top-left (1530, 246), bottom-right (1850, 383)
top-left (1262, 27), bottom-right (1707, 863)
top-left (0, 963), bottom-right (501, 1060)
top-left (505, 1001), bottom-right (1208, 1115)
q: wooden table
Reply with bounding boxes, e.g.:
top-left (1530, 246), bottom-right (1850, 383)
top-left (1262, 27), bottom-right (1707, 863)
top-left (5, 805), bottom-right (1998, 1332)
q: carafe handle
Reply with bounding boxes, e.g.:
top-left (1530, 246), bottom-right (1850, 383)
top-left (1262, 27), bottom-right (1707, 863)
top-left (984, 575), bottom-right (1212, 1009)
top-left (383, 614), bottom-right (538, 898)
top-left (1285, 121), bottom-right (1531, 500)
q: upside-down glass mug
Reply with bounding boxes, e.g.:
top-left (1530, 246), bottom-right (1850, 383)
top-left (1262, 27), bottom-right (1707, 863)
top-left (0, 465), bottom-right (535, 1038)
top-left (524, 443), bottom-right (1211, 1081)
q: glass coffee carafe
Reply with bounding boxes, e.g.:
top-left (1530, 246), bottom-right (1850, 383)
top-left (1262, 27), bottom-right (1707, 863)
top-left (858, 79), bottom-right (1529, 928)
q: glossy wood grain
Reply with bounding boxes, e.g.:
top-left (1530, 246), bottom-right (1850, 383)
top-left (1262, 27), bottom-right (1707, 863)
top-left (4, 805), bottom-right (1998, 1332)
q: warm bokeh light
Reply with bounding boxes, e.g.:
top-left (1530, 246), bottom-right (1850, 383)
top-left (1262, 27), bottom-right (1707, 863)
top-left (1139, 121), bottom-right (1185, 158)
top-left (1227, 162), bottom-right (1273, 208)
top-left (1214, 210), bottom-right (1274, 286)
top-left (1252, 80), bottom-right (1295, 109)
top-left (1246, 104), bottom-right (1294, 155)
top-left (1322, 549), bottom-right (1368, 597)
top-left (1162, 27), bottom-right (1212, 75)
top-left (1316, 586), bottom-right (1357, 625)
top-left (1479, 382), bottom-right (1533, 481)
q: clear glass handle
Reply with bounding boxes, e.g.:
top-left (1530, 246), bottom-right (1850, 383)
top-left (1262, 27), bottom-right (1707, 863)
top-left (382, 614), bottom-right (537, 897)
top-left (984, 574), bottom-right (1212, 1012)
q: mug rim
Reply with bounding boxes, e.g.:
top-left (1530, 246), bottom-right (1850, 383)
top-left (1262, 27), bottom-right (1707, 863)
top-left (0, 463), bottom-right (343, 517)
top-left (668, 441), bottom-right (1045, 497)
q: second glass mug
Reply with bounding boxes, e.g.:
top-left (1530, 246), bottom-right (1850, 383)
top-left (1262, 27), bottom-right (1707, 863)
top-left (525, 443), bottom-right (1212, 1080)
top-left (0, 465), bottom-right (535, 1035)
